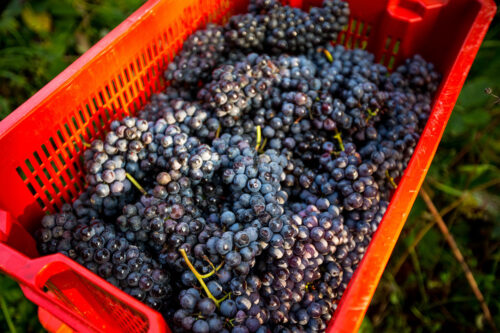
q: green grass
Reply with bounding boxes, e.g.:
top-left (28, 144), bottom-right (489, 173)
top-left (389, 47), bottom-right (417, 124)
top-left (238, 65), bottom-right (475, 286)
top-left (0, 0), bottom-right (143, 118)
top-left (0, 1), bottom-right (499, 332)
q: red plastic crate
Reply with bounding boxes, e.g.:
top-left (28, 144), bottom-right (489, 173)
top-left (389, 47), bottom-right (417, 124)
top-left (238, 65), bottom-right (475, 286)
top-left (0, 0), bottom-right (495, 332)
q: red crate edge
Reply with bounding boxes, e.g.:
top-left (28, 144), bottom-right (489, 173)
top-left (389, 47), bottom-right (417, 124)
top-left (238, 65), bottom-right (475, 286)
top-left (0, 0), bottom-right (496, 332)
top-left (328, 1), bottom-right (497, 332)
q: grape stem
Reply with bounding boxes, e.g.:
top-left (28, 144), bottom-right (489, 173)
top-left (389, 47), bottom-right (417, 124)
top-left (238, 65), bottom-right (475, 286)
top-left (179, 248), bottom-right (230, 307)
top-left (215, 124), bottom-right (221, 139)
top-left (202, 255), bottom-right (224, 276)
top-left (333, 128), bottom-right (345, 152)
top-left (79, 140), bottom-right (91, 148)
top-left (294, 116), bottom-right (304, 124)
top-left (258, 138), bottom-right (268, 153)
top-left (385, 170), bottom-right (398, 189)
top-left (255, 125), bottom-right (262, 151)
top-left (226, 318), bottom-right (236, 328)
top-left (366, 108), bottom-right (379, 122)
top-left (322, 48), bottom-right (333, 63)
top-left (125, 172), bottom-right (147, 195)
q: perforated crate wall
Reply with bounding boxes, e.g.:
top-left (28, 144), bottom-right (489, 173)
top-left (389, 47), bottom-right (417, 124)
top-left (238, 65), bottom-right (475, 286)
top-left (0, 0), bottom-right (495, 332)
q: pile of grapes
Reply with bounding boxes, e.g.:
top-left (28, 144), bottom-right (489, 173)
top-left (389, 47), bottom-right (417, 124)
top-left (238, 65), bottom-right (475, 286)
top-left (36, 0), bottom-right (440, 332)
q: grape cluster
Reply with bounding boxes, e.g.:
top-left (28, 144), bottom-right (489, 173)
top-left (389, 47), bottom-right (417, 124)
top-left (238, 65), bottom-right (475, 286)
top-left (37, 204), bottom-right (171, 310)
top-left (165, 24), bottom-right (227, 87)
top-left (256, 204), bottom-right (345, 326)
top-left (77, 117), bottom-right (156, 217)
top-left (226, 0), bottom-right (349, 54)
top-left (359, 55), bottom-right (440, 198)
top-left (248, 0), bottom-right (282, 14)
top-left (307, 44), bottom-right (390, 142)
top-left (36, 0), bottom-right (441, 332)
top-left (198, 54), bottom-right (280, 128)
top-left (139, 97), bottom-right (216, 139)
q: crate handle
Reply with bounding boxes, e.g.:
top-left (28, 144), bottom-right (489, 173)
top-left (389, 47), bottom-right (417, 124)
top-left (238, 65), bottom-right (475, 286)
top-left (0, 209), bottom-right (169, 332)
top-left (0, 242), bottom-right (169, 333)
top-left (0, 242), bottom-right (106, 332)
top-left (0, 209), bottom-right (38, 258)
top-left (0, 243), bottom-right (168, 332)
top-left (0, 209), bottom-right (130, 332)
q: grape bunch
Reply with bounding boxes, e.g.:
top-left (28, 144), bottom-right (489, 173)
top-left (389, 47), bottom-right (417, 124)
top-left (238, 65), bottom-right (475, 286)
top-left (37, 204), bottom-right (172, 310)
top-left (165, 24), bottom-right (227, 87)
top-left (36, 0), bottom-right (441, 332)
top-left (198, 54), bottom-right (280, 128)
top-left (227, 0), bottom-right (349, 54)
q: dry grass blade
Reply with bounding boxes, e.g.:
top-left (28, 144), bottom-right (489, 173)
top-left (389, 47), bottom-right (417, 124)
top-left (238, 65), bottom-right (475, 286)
top-left (392, 191), bottom-right (466, 276)
top-left (391, 220), bottom-right (436, 276)
top-left (419, 188), bottom-right (497, 332)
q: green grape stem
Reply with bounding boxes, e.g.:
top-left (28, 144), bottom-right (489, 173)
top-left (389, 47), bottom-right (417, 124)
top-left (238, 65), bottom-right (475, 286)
top-left (258, 137), bottom-right (268, 153)
top-left (323, 48), bottom-right (333, 63)
top-left (125, 172), bottom-right (147, 195)
top-left (385, 170), bottom-right (398, 189)
top-left (179, 248), bottom-right (230, 307)
top-left (255, 125), bottom-right (262, 151)
top-left (333, 129), bottom-right (345, 152)
top-left (215, 124), bottom-right (221, 138)
top-left (79, 140), bottom-right (91, 148)
top-left (366, 108), bottom-right (379, 122)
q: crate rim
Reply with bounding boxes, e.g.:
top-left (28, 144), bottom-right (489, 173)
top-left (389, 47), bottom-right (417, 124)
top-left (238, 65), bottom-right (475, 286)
top-left (0, 0), bottom-right (497, 332)
top-left (329, 0), bottom-right (497, 331)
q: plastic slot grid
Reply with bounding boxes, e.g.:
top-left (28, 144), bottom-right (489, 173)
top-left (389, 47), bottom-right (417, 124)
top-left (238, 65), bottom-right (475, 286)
top-left (13, 0), bottom-right (233, 214)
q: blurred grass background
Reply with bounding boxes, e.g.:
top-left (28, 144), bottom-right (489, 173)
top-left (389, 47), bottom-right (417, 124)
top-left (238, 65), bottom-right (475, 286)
top-left (0, 0), bottom-right (498, 332)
